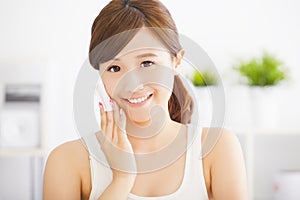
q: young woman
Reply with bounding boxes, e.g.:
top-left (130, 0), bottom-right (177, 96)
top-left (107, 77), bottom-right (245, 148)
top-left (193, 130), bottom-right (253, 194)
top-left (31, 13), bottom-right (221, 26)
top-left (43, 1), bottom-right (248, 199)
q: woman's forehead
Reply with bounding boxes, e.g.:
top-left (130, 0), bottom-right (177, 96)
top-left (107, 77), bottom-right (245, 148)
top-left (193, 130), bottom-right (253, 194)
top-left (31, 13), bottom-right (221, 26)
top-left (116, 27), bottom-right (169, 58)
top-left (98, 27), bottom-right (173, 69)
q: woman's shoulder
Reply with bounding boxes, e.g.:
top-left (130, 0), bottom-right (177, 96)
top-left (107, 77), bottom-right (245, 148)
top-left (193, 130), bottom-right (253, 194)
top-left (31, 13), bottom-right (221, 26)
top-left (201, 127), bottom-right (241, 159)
top-left (200, 127), bottom-right (244, 198)
top-left (43, 139), bottom-right (92, 199)
top-left (201, 127), bottom-right (239, 146)
top-left (44, 139), bottom-right (91, 179)
top-left (46, 139), bottom-right (89, 165)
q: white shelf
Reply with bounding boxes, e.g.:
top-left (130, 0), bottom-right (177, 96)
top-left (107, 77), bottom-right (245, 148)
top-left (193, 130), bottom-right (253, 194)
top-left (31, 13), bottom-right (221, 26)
top-left (234, 129), bottom-right (300, 200)
top-left (0, 148), bottom-right (46, 157)
top-left (232, 128), bottom-right (300, 135)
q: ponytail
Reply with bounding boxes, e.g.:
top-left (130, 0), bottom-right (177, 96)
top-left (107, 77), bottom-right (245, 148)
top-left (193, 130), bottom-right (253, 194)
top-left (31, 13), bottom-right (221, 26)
top-left (168, 75), bottom-right (194, 124)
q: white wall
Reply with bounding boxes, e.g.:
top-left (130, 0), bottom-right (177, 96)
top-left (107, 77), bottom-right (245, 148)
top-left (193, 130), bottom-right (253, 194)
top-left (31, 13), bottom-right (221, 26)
top-left (165, 0), bottom-right (300, 81)
top-left (0, 157), bottom-right (31, 200)
top-left (0, 0), bottom-right (107, 150)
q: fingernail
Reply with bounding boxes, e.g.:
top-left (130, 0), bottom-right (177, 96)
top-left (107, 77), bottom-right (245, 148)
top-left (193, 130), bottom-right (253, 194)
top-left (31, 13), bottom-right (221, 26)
top-left (120, 109), bottom-right (126, 119)
top-left (98, 102), bottom-right (103, 108)
top-left (110, 99), bottom-right (115, 108)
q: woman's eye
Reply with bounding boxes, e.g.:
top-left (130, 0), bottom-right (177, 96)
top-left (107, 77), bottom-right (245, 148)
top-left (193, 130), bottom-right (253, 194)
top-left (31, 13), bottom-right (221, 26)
top-left (107, 65), bottom-right (121, 72)
top-left (140, 61), bottom-right (154, 68)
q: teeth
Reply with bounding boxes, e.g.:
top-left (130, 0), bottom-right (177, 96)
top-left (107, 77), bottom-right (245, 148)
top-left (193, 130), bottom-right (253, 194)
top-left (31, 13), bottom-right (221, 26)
top-left (128, 94), bottom-right (150, 104)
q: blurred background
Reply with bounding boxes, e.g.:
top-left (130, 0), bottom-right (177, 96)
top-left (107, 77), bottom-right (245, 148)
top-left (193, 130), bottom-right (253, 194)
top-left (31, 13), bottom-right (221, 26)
top-left (0, 0), bottom-right (299, 199)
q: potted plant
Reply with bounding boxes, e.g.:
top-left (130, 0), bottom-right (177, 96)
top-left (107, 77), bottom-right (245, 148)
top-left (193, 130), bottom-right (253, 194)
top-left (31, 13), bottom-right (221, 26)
top-left (233, 52), bottom-right (289, 129)
top-left (234, 52), bottom-right (287, 87)
top-left (188, 69), bottom-right (218, 125)
top-left (190, 69), bottom-right (218, 87)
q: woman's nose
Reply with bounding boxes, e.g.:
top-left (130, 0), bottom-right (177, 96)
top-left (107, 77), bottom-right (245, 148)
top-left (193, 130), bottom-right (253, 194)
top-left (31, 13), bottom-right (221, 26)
top-left (114, 68), bottom-right (145, 96)
top-left (134, 83), bottom-right (144, 91)
top-left (126, 69), bottom-right (145, 93)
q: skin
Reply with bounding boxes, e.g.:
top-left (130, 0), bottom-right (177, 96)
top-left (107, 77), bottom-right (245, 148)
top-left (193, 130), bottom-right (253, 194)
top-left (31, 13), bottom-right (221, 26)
top-left (43, 28), bottom-right (248, 200)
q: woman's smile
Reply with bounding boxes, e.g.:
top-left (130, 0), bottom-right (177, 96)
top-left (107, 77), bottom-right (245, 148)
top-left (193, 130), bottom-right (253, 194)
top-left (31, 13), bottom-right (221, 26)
top-left (123, 93), bottom-right (153, 107)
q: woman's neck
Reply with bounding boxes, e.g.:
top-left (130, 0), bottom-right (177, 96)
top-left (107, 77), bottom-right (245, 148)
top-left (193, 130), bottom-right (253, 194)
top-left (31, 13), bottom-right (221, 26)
top-left (126, 118), bottom-right (186, 154)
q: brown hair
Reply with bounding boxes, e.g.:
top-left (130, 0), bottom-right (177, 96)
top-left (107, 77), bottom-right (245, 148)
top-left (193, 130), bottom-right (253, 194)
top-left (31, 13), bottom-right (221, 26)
top-left (89, 0), bottom-right (194, 124)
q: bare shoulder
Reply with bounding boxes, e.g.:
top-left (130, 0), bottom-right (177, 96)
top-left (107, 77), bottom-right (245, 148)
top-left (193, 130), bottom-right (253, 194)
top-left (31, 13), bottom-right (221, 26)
top-left (201, 127), bottom-right (241, 158)
top-left (43, 139), bottom-right (91, 200)
top-left (45, 139), bottom-right (89, 170)
top-left (201, 127), bottom-right (248, 200)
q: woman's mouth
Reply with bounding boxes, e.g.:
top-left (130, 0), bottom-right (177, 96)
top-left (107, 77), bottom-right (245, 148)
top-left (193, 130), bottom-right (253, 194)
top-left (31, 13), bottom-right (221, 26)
top-left (124, 93), bottom-right (153, 106)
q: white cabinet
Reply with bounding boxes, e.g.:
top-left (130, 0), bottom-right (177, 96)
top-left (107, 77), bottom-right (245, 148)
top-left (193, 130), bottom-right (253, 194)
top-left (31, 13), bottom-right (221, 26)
top-left (237, 131), bottom-right (300, 200)
top-left (0, 60), bottom-right (46, 200)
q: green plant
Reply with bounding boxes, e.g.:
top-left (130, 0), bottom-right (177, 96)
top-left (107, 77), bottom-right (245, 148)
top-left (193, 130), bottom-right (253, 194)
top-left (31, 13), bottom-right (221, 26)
top-left (190, 69), bottom-right (218, 87)
top-left (234, 52), bottom-right (287, 86)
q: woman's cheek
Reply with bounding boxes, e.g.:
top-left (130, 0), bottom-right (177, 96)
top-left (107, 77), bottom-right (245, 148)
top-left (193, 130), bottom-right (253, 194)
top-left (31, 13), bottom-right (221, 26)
top-left (158, 86), bottom-right (172, 99)
top-left (102, 78), bottom-right (117, 99)
top-left (109, 85), bottom-right (119, 100)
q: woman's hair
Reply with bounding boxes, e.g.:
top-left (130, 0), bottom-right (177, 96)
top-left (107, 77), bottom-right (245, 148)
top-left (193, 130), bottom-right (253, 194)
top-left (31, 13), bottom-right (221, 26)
top-left (89, 0), bottom-right (194, 124)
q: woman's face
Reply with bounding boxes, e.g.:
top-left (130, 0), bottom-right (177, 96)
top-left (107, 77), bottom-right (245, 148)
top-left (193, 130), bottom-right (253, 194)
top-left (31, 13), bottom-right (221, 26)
top-left (99, 28), bottom-right (182, 125)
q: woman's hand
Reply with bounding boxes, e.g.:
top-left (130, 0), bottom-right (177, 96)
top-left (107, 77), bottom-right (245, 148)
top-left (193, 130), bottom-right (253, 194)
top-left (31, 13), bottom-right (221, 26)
top-left (98, 101), bottom-right (137, 184)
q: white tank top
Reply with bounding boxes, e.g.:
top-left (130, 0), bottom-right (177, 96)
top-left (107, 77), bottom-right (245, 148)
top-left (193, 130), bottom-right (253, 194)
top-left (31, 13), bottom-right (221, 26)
top-left (83, 125), bottom-right (209, 200)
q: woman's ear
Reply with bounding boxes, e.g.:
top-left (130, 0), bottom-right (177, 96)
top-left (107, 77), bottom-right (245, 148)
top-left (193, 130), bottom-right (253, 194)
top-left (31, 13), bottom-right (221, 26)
top-left (175, 49), bottom-right (185, 69)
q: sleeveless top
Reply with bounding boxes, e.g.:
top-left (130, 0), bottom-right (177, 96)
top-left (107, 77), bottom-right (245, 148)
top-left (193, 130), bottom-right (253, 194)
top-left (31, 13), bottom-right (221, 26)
top-left (83, 124), bottom-right (209, 200)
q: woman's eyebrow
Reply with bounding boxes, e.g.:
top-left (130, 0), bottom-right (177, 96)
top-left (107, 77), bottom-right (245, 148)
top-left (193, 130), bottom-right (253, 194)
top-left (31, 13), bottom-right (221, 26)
top-left (112, 53), bottom-right (158, 61)
top-left (136, 53), bottom-right (158, 59)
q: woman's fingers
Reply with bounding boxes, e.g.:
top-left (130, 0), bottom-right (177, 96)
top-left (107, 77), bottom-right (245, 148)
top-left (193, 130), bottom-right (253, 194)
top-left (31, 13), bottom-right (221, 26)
top-left (112, 101), bottom-right (120, 121)
top-left (119, 108), bottom-right (126, 132)
top-left (105, 110), bottom-right (114, 140)
top-left (111, 101), bottom-right (125, 138)
top-left (118, 108), bottom-right (127, 141)
top-left (99, 100), bottom-right (130, 152)
top-left (99, 102), bottom-right (114, 141)
top-left (112, 102), bottom-right (120, 143)
top-left (99, 103), bottom-right (106, 133)
top-left (98, 100), bottom-right (136, 174)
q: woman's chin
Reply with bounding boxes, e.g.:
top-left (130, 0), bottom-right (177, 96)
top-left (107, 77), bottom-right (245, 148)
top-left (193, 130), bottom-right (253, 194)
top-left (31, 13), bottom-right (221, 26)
top-left (128, 115), bottom-right (152, 127)
top-left (124, 102), bottom-right (169, 128)
top-left (125, 108), bottom-right (151, 125)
